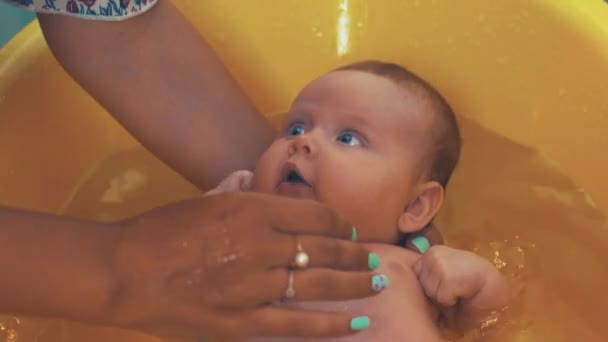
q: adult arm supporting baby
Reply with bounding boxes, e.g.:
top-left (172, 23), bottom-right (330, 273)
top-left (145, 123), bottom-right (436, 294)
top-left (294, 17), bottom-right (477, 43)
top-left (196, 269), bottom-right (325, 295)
top-left (0, 195), bottom-right (382, 339)
top-left (0, 206), bottom-right (119, 325)
top-left (36, 0), bottom-right (275, 190)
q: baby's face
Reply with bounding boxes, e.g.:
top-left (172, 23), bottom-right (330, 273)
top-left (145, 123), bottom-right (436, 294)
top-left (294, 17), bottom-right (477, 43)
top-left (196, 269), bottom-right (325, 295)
top-left (254, 70), bottom-right (435, 242)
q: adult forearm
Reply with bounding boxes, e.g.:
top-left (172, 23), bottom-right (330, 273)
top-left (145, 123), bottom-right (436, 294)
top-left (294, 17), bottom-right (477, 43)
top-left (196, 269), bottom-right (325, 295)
top-left (37, 0), bottom-right (274, 190)
top-left (0, 207), bottom-right (119, 324)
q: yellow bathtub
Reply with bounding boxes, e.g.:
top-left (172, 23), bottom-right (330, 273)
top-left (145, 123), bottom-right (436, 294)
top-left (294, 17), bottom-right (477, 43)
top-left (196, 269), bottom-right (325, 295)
top-left (1, 0), bottom-right (608, 340)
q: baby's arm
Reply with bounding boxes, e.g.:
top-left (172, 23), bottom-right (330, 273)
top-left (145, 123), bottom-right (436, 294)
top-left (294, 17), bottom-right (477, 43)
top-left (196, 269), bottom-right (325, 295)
top-left (38, 1), bottom-right (273, 190)
top-left (412, 246), bottom-right (513, 334)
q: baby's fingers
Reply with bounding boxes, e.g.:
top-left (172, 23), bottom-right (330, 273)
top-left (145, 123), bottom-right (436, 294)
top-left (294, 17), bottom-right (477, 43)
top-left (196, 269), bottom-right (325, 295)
top-left (244, 307), bottom-right (371, 338)
top-left (413, 258), bottom-right (443, 303)
top-left (435, 284), bottom-right (458, 306)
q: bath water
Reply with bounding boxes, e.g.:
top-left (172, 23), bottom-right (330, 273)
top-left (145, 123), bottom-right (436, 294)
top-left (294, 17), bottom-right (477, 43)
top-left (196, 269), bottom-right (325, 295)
top-left (1, 116), bottom-right (606, 341)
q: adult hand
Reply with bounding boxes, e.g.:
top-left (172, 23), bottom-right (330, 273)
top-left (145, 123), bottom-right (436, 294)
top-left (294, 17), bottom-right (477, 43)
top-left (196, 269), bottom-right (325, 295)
top-left (403, 224), bottom-right (444, 254)
top-left (109, 192), bottom-right (382, 340)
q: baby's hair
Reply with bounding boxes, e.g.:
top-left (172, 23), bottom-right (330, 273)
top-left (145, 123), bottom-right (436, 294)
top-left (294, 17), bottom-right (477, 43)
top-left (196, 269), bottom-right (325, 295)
top-left (334, 60), bottom-right (461, 188)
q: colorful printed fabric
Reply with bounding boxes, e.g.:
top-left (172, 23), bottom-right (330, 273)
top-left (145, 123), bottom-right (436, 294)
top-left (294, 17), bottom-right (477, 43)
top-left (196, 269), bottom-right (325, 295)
top-left (2, 0), bottom-right (158, 21)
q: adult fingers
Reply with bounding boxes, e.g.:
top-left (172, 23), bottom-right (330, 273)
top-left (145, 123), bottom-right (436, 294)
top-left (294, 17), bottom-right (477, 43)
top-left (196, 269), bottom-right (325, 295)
top-left (261, 195), bottom-right (354, 240)
top-left (244, 306), bottom-right (371, 338)
top-left (263, 268), bottom-right (387, 303)
top-left (404, 225), bottom-right (444, 254)
top-left (216, 268), bottom-right (387, 309)
top-left (263, 234), bottom-right (378, 271)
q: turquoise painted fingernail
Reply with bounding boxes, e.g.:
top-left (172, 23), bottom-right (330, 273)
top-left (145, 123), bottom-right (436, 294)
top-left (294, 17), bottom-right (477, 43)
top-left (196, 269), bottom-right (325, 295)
top-left (412, 236), bottom-right (430, 254)
top-left (351, 226), bottom-right (358, 241)
top-left (371, 274), bottom-right (389, 292)
top-left (368, 253), bottom-right (381, 270)
top-left (350, 316), bottom-right (370, 331)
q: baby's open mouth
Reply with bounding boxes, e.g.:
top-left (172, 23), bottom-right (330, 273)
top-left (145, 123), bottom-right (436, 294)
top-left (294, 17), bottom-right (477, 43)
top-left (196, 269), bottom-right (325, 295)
top-left (276, 165), bottom-right (315, 199)
top-left (285, 169), bottom-right (308, 185)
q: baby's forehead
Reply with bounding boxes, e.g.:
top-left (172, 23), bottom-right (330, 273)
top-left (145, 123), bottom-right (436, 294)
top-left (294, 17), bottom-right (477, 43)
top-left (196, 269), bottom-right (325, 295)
top-left (292, 70), bottom-right (434, 129)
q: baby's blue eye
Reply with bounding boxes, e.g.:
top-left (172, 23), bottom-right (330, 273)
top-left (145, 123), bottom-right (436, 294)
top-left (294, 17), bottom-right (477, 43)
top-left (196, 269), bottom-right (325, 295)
top-left (337, 132), bottom-right (362, 146)
top-left (288, 124), bottom-right (306, 137)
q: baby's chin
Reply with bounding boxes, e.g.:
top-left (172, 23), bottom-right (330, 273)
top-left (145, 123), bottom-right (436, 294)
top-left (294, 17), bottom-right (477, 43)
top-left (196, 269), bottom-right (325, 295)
top-left (250, 181), bottom-right (317, 201)
top-left (274, 181), bottom-right (317, 200)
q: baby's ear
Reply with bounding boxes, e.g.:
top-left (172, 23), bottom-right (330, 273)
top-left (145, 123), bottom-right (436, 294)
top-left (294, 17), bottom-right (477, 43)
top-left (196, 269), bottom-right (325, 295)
top-left (398, 181), bottom-right (444, 234)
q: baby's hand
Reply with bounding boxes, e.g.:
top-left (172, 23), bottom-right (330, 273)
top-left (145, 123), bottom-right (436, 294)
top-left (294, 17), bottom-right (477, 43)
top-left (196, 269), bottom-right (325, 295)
top-left (412, 246), bottom-right (504, 308)
top-left (412, 246), bottom-right (511, 333)
top-left (204, 170), bottom-right (254, 196)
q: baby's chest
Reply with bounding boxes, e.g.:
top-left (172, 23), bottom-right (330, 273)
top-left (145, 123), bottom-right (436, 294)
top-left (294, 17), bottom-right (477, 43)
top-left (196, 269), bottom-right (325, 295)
top-left (254, 263), bottom-right (440, 341)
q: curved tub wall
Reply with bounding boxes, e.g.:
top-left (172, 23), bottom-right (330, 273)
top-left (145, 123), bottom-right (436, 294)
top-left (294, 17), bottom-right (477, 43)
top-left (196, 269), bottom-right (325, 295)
top-left (0, 1), bottom-right (607, 340)
top-left (1, 0), bottom-right (607, 212)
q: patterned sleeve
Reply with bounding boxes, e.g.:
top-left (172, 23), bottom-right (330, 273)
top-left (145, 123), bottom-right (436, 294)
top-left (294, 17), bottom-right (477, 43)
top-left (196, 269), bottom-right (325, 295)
top-left (1, 0), bottom-right (158, 21)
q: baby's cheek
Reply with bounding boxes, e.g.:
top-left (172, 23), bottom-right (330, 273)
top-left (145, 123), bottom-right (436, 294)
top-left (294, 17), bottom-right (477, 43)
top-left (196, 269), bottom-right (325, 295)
top-left (334, 190), bottom-right (402, 241)
top-left (252, 143), bottom-right (285, 193)
top-left (251, 170), bottom-right (273, 193)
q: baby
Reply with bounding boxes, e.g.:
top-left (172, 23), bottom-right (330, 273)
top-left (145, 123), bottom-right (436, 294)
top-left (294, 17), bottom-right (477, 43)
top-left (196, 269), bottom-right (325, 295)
top-left (209, 60), bottom-right (511, 341)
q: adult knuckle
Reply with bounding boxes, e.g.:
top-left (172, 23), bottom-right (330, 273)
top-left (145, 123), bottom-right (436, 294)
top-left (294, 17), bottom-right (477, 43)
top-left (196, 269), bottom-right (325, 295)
top-left (313, 318), bottom-right (337, 336)
top-left (328, 209), bottom-right (346, 231)
top-left (289, 320), bottom-right (313, 336)
top-left (309, 271), bottom-right (340, 297)
top-left (294, 315), bottom-right (336, 337)
top-left (314, 203), bottom-right (339, 228)
top-left (319, 238), bottom-right (344, 264)
top-left (223, 194), bottom-right (262, 229)
top-left (219, 317), bottom-right (243, 339)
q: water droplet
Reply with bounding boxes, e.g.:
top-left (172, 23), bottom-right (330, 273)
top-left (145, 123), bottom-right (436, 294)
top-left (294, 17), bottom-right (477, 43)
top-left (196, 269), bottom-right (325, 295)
top-left (316, 31), bottom-right (324, 38)
top-left (356, 21), bottom-right (363, 28)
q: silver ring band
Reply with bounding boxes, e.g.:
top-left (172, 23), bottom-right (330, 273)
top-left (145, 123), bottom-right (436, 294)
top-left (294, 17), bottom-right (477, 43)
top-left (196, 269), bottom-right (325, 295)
top-left (283, 270), bottom-right (296, 300)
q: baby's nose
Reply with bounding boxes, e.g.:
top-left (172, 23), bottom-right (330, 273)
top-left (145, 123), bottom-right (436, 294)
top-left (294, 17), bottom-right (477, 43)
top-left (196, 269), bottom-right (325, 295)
top-left (288, 136), bottom-right (316, 157)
